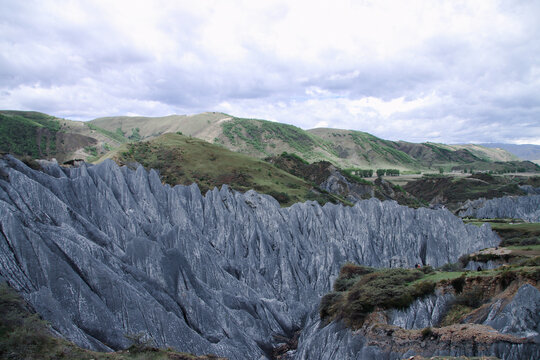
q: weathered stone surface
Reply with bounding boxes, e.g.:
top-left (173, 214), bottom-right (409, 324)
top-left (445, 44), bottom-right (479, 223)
top-left (319, 168), bottom-right (373, 202)
top-left (388, 288), bottom-right (454, 329)
top-left (457, 195), bottom-right (540, 222)
top-left (465, 260), bottom-right (502, 271)
top-left (0, 156), bottom-right (502, 359)
top-left (482, 284), bottom-right (540, 341)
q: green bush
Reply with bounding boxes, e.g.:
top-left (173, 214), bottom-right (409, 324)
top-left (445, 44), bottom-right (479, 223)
top-left (339, 263), bottom-right (375, 279)
top-left (451, 275), bottom-right (466, 294)
top-left (455, 286), bottom-right (484, 308)
top-left (332, 268), bottom-right (431, 327)
top-left (319, 292), bottom-right (343, 320)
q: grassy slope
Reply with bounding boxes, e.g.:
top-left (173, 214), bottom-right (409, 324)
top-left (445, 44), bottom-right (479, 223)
top-left (0, 110), bottom-right (126, 162)
top-left (308, 128), bottom-right (420, 169)
top-left (89, 112), bottom-right (515, 171)
top-left (403, 173), bottom-right (534, 209)
top-left (104, 133), bottom-right (343, 206)
top-left (3, 110), bottom-right (530, 172)
top-left (90, 112), bottom-right (230, 141)
top-left (0, 111), bottom-right (61, 158)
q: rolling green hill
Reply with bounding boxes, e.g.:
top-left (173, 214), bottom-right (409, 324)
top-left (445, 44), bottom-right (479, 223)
top-left (2, 110), bottom-right (528, 173)
top-left (91, 113), bottom-right (517, 170)
top-left (104, 133), bottom-right (345, 206)
top-left (0, 110), bottom-right (126, 162)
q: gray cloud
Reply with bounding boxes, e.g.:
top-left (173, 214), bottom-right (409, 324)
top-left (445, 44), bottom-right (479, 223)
top-left (1, 0), bottom-right (539, 144)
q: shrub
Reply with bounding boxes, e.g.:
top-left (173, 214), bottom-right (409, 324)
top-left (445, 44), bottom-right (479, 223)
top-left (439, 262), bottom-right (463, 272)
top-left (421, 327), bottom-right (434, 339)
top-left (333, 277), bottom-right (358, 292)
top-left (455, 286), bottom-right (484, 308)
top-left (451, 275), bottom-right (466, 294)
top-left (339, 263), bottom-right (375, 279)
top-left (498, 268), bottom-right (516, 289)
top-left (319, 292), bottom-right (343, 320)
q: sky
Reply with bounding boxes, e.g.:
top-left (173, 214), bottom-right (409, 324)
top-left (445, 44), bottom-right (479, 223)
top-left (1, 0), bottom-right (539, 144)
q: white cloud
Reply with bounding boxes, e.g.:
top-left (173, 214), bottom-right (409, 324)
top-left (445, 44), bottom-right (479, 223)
top-left (1, 0), bottom-right (539, 144)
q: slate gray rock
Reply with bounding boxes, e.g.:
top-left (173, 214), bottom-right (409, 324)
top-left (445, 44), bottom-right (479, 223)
top-left (457, 195), bottom-right (540, 222)
top-left (388, 288), bottom-right (454, 329)
top-left (0, 156), bottom-right (500, 359)
top-left (482, 284), bottom-right (540, 341)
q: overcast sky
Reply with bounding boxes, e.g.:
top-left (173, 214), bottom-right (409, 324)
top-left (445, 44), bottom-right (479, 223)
top-left (1, 0), bottom-right (539, 144)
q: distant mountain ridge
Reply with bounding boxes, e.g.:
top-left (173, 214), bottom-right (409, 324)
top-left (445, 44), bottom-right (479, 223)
top-left (477, 143), bottom-right (540, 162)
top-left (90, 112), bottom-right (518, 170)
top-left (0, 110), bottom-right (525, 171)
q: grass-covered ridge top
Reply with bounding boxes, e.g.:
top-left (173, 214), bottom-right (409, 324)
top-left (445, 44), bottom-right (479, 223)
top-left (109, 133), bottom-right (346, 206)
top-left (320, 264), bottom-right (436, 328)
top-left (321, 247), bottom-right (540, 330)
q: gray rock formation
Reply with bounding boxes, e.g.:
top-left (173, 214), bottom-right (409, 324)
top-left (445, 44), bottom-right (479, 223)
top-left (296, 285), bottom-right (540, 360)
top-left (465, 260), bottom-right (502, 271)
top-left (457, 195), bottom-right (540, 222)
top-left (482, 284), bottom-right (540, 341)
top-left (0, 156), bottom-right (500, 359)
top-left (519, 185), bottom-right (540, 195)
top-left (388, 288), bottom-right (454, 329)
top-left (319, 167), bottom-right (374, 202)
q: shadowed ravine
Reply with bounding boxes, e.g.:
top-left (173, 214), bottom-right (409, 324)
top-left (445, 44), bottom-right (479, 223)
top-left (0, 156), bottom-right (500, 359)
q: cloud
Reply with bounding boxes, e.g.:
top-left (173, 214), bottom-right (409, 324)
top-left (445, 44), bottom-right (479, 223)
top-left (1, 0), bottom-right (539, 144)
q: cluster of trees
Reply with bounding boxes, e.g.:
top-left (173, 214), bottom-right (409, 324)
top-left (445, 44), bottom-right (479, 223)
top-left (347, 169), bottom-right (373, 177)
top-left (376, 169), bottom-right (400, 177)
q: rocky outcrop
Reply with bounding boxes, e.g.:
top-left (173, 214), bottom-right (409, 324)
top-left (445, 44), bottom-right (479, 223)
top-left (296, 284), bottom-right (540, 360)
top-left (319, 168), bottom-right (373, 202)
top-left (388, 288), bottom-right (455, 329)
top-left (482, 284), bottom-right (540, 341)
top-left (457, 195), bottom-right (540, 222)
top-left (0, 156), bottom-right (499, 359)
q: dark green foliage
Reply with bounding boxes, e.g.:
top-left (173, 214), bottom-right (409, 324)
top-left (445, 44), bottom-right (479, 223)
top-left (84, 146), bottom-right (98, 157)
top-left (520, 256), bottom-right (540, 267)
top-left (0, 112), bottom-right (61, 157)
top-left (420, 265), bottom-right (435, 274)
top-left (267, 191), bottom-right (291, 204)
top-left (342, 169), bottom-right (374, 185)
top-left (319, 292), bottom-right (343, 320)
top-left (281, 151), bottom-right (309, 165)
top-left (344, 168), bottom-right (373, 178)
top-left (333, 277), bottom-right (358, 292)
top-left (115, 127), bottom-right (126, 138)
top-left (421, 327), bottom-right (434, 339)
top-left (0, 283), bottom-right (55, 359)
top-left (128, 127), bottom-right (141, 141)
top-left (339, 263), bottom-right (375, 279)
top-left (455, 286), bottom-right (484, 308)
top-left (321, 266), bottom-right (435, 327)
top-left (451, 275), bottom-right (466, 293)
top-left (439, 262), bottom-right (464, 272)
top-left (376, 169), bottom-right (400, 177)
top-left (86, 123), bottom-right (127, 143)
top-left (438, 262), bottom-right (463, 271)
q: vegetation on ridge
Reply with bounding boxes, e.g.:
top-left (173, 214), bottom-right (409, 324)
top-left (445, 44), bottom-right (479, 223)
top-left (111, 133), bottom-right (345, 206)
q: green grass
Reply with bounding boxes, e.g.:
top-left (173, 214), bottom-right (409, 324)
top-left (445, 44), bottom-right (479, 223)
top-left (506, 244), bottom-right (540, 251)
top-left (320, 265), bottom-right (436, 327)
top-left (0, 111), bottom-right (61, 157)
top-left (86, 123), bottom-right (128, 143)
top-left (110, 133), bottom-right (341, 206)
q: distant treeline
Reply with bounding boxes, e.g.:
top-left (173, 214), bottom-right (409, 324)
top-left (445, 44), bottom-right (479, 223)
top-left (344, 168), bottom-right (401, 177)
